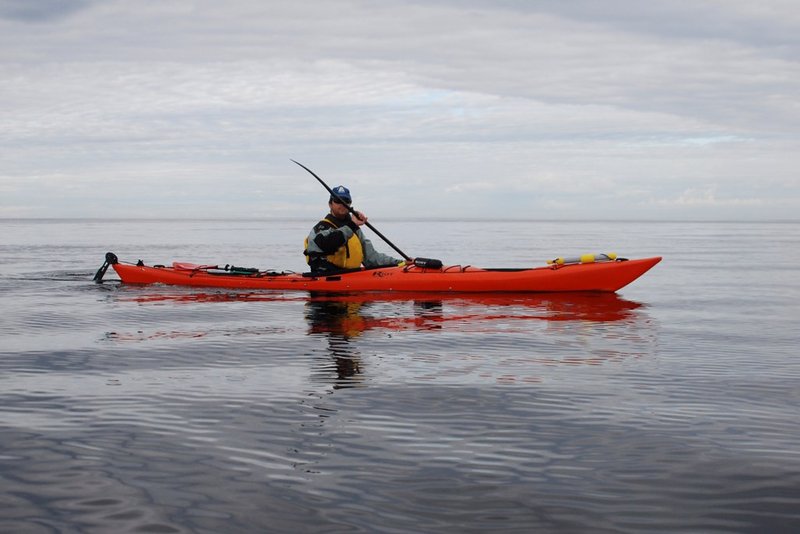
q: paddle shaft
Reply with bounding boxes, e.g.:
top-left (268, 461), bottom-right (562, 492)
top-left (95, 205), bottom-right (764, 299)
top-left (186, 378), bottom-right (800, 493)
top-left (291, 159), bottom-right (412, 261)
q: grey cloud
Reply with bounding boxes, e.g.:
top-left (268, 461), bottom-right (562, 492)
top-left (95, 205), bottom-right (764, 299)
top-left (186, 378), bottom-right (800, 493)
top-left (0, 0), bottom-right (95, 22)
top-left (419, 0), bottom-right (800, 52)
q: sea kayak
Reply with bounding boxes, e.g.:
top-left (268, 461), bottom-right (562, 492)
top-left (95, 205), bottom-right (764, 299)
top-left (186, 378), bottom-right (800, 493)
top-left (102, 253), bottom-right (661, 293)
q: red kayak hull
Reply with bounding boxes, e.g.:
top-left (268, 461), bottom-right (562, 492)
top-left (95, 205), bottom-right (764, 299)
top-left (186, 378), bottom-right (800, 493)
top-left (112, 257), bottom-right (661, 293)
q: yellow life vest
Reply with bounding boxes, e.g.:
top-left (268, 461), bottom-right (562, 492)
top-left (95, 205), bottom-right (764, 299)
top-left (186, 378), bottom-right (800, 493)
top-left (305, 216), bottom-right (364, 269)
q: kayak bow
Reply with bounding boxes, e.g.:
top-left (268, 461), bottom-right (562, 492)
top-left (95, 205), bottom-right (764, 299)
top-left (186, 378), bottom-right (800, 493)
top-left (105, 254), bottom-right (661, 293)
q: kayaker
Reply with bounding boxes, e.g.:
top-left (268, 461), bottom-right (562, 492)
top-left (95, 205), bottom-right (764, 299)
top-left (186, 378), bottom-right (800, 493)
top-left (304, 185), bottom-right (404, 273)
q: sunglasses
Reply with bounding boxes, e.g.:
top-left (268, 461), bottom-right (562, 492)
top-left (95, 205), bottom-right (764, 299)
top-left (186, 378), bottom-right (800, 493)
top-left (331, 198), bottom-right (351, 206)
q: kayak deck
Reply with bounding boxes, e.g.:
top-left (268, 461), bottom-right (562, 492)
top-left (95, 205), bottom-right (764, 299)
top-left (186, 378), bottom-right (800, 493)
top-left (110, 256), bottom-right (662, 293)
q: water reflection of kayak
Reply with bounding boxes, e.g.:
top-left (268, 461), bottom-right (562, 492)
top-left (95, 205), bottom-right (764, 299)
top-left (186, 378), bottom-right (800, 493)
top-left (108, 290), bottom-right (649, 372)
top-left (305, 292), bottom-right (645, 338)
top-left (120, 290), bottom-right (644, 328)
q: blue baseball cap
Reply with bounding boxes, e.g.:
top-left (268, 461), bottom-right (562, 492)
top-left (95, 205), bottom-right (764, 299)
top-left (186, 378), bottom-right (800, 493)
top-left (330, 185), bottom-right (352, 204)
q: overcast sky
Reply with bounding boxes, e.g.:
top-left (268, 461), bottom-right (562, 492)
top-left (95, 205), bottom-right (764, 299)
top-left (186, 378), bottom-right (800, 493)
top-left (1, 0), bottom-right (798, 220)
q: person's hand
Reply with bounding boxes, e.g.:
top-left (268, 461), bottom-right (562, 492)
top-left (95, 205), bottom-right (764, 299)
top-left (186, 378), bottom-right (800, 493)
top-left (351, 211), bottom-right (368, 226)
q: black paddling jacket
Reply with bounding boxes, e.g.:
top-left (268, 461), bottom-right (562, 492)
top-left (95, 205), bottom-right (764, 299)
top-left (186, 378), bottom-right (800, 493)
top-left (304, 213), bottom-right (400, 271)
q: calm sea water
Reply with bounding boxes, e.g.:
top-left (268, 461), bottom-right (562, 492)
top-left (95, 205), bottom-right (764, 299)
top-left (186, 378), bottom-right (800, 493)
top-left (1, 218), bottom-right (799, 533)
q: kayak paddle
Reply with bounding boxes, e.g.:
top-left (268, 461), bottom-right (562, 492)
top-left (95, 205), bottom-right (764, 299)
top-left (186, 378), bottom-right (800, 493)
top-left (291, 159), bottom-right (416, 262)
